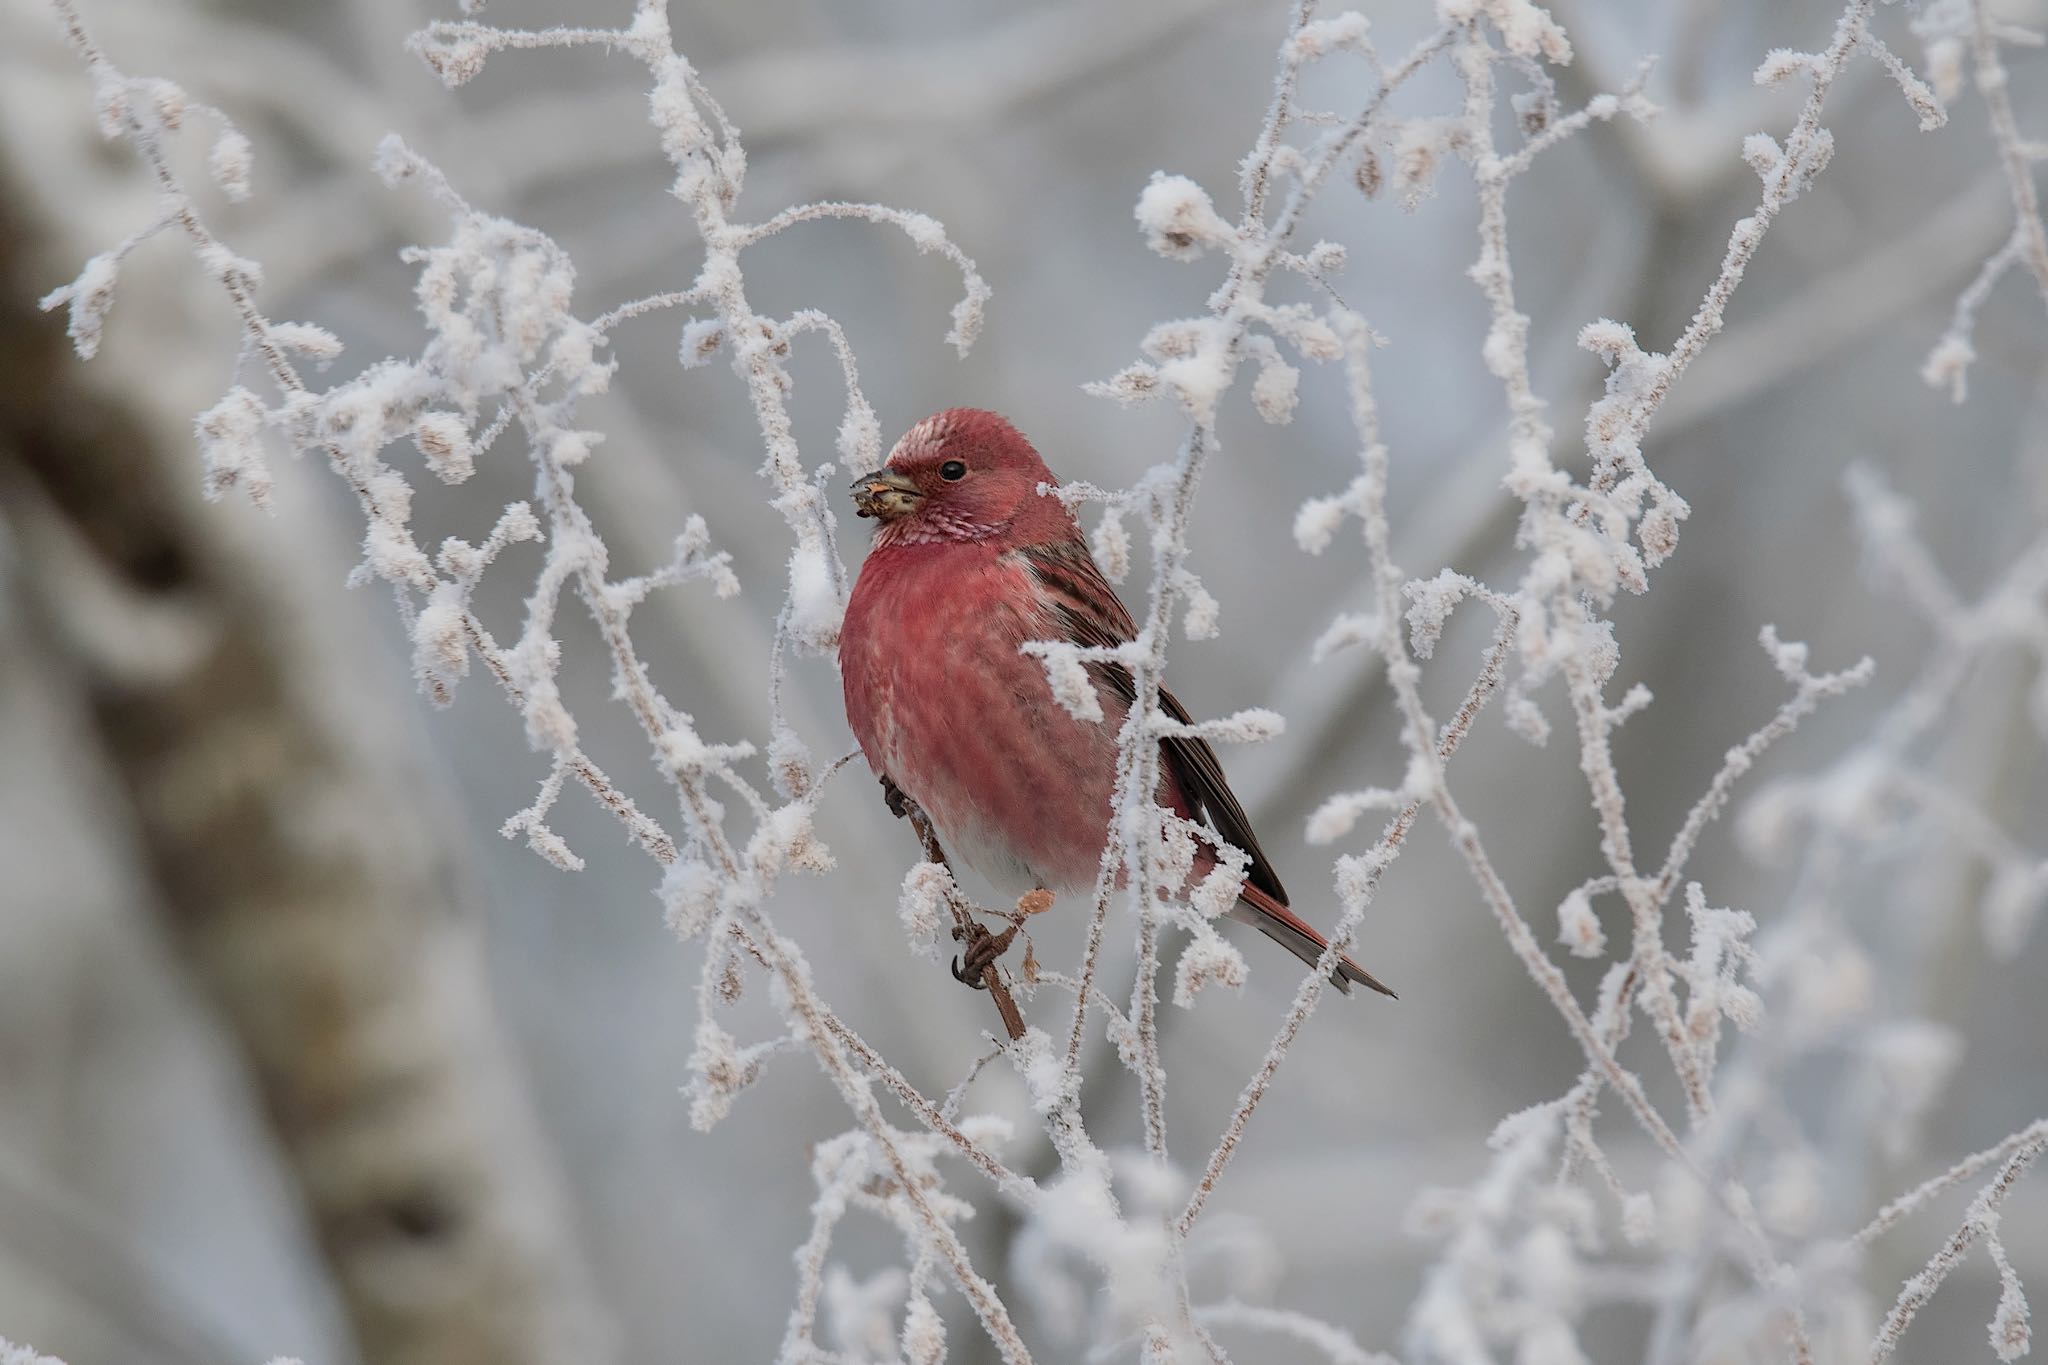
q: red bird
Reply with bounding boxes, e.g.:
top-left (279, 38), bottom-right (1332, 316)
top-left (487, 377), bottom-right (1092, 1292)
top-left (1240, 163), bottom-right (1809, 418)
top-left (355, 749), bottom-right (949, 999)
top-left (837, 408), bottom-right (1392, 997)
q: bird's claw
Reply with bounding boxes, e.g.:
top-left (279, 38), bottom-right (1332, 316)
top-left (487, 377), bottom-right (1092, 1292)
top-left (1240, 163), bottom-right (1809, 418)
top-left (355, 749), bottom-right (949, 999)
top-left (950, 920), bottom-right (1017, 989)
top-left (880, 775), bottom-right (912, 820)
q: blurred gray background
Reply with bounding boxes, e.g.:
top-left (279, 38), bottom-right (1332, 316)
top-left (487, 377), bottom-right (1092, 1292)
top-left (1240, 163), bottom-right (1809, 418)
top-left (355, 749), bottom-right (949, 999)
top-left (0, 0), bottom-right (2044, 1361)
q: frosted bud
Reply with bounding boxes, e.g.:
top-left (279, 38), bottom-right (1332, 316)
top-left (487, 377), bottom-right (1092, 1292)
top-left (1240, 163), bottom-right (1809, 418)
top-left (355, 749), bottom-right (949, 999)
top-left (209, 128), bottom-right (253, 201)
top-left (1294, 495), bottom-right (1349, 554)
top-left (41, 252), bottom-right (120, 360)
top-left (1921, 333), bottom-right (1974, 404)
top-left (1556, 888), bottom-right (1605, 959)
top-left (412, 580), bottom-right (471, 699)
top-left (899, 862), bottom-right (954, 956)
top-left (413, 412), bottom-right (475, 484)
top-left (1451, 0), bottom-right (1572, 62)
top-left (195, 386), bottom-right (273, 508)
top-left (1023, 643), bottom-right (1104, 723)
top-left (1576, 318), bottom-right (1642, 367)
top-left (1354, 145), bottom-right (1383, 198)
top-left (766, 727), bottom-right (814, 800)
top-left (1638, 489), bottom-right (1687, 566)
top-left (1393, 120), bottom-right (1449, 209)
top-left (1504, 689), bottom-right (1552, 746)
top-left (142, 78), bottom-right (187, 130)
top-left (1788, 127), bottom-right (1833, 190)
top-left (1091, 510), bottom-right (1131, 582)
top-left (1403, 569), bottom-right (1474, 658)
top-left (412, 31), bottom-right (491, 88)
top-left (1134, 173), bottom-right (1235, 260)
top-left (1251, 354), bottom-right (1300, 423)
top-left (902, 1296), bottom-right (945, 1365)
top-left (837, 401), bottom-right (881, 474)
top-left (91, 72), bottom-right (130, 139)
top-left (1992, 1260), bottom-right (2031, 1362)
top-left (1180, 578), bottom-right (1221, 640)
top-left (1289, 12), bottom-right (1369, 61)
top-left (1753, 48), bottom-right (1816, 86)
top-left (1173, 932), bottom-right (1248, 1006)
top-left (661, 859), bottom-right (721, 939)
top-left (1191, 854), bottom-right (1245, 919)
top-left (679, 318), bottom-right (725, 368)
top-left (1087, 362), bottom-right (1161, 407)
top-left (686, 1021), bottom-right (750, 1130)
top-left (268, 323), bottom-right (343, 362)
top-left (1513, 87), bottom-right (1556, 136)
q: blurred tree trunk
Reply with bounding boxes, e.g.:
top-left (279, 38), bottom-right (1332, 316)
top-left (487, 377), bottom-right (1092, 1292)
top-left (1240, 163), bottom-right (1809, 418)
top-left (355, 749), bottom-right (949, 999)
top-left (0, 180), bottom-right (612, 1365)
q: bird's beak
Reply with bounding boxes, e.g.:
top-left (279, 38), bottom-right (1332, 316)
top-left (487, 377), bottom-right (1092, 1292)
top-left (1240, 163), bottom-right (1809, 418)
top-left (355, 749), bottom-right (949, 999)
top-left (850, 468), bottom-right (921, 520)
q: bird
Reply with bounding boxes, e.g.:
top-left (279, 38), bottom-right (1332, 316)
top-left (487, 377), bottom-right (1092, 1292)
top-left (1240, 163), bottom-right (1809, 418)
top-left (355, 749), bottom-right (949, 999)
top-left (836, 407), bottom-right (1393, 997)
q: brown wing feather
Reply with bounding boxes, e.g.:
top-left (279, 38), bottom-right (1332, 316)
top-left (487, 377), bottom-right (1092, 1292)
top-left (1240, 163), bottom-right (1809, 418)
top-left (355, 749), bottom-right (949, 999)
top-left (1017, 539), bottom-right (1288, 906)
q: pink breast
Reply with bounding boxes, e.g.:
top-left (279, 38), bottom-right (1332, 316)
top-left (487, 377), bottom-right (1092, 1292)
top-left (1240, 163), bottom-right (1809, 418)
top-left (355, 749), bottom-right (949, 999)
top-left (841, 543), bottom-right (1124, 895)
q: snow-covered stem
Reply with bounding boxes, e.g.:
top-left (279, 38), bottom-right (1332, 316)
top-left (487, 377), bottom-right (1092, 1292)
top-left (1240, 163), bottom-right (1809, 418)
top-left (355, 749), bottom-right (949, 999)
top-left (40, 0), bottom-right (2048, 1359)
top-left (1625, 0), bottom-right (1880, 433)
top-left (1650, 638), bottom-right (1875, 900)
top-left (1058, 12), bottom-right (1459, 1090)
top-left (44, 0), bottom-right (1040, 1356)
top-left (1855, 1118), bottom-right (2048, 1247)
top-left (1179, 300), bottom-right (1515, 1236)
top-left (1869, 1130), bottom-right (2046, 1362)
top-left (1967, 0), bottom-right (2048, 300)
top-left (1192, 1300), bottom-right (1400, 1365)
top-left (1921, 0), bottom-right (2048, 400)
top-left (1179, 603), bottom-right (1516, 1237)
top-left (819, 1014), bottom-right (1032, 1198)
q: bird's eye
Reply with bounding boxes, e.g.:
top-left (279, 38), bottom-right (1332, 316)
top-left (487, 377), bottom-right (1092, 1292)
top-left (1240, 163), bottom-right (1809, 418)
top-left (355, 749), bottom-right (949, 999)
top-left (939, 460), bottom-right (967, 481)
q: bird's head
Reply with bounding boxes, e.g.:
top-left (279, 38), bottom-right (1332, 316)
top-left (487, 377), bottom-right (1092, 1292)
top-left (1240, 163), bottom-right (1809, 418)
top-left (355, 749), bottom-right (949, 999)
top-left (849, 408), bottom-right (1068, 547)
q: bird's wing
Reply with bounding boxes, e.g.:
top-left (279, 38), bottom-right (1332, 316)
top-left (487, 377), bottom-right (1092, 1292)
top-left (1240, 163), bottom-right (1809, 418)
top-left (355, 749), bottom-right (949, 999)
top-left (1017, 538), bottom-right (1289, 905)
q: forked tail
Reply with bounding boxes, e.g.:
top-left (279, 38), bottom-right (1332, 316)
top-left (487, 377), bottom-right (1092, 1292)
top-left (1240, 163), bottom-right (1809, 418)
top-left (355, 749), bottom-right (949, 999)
top-left (1229, 884), bottom-right (1397, 998)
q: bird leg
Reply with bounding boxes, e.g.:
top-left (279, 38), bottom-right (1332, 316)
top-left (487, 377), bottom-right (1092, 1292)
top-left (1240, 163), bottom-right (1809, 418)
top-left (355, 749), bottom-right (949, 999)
top-left (876, 773), bottom-right (1027, 1041)
top-left (880, 773), bottom-right (914, 821)
top-left (951, 918), bottom-right (1019, 987)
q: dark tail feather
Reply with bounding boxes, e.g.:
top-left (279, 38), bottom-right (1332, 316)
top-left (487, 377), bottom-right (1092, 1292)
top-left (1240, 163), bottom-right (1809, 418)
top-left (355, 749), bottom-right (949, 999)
top-left (1229, 885), bottom-right (1397, 999)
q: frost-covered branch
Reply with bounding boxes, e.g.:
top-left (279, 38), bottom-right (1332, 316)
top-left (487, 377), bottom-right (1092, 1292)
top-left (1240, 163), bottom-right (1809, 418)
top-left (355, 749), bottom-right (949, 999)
top-left (1870, 1129), bottom-right (2044, 1363)
top-left (41, 1), bottom-right (1037, 1357)
top-left (35, 0), bottom-right (2048, 1360)
top-left (1915, 0), bottom-right (2048, 400)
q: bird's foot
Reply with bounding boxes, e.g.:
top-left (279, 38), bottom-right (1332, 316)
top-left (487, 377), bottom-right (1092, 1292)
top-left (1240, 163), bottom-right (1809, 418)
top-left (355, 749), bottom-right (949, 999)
top-left (951, 919), bottom-right (1018, 989)
top-left (880, 775), bottom-right (912, 819)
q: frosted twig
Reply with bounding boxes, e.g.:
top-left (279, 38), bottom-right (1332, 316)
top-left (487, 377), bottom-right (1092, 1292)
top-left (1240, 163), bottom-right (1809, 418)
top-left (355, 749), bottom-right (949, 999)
top-left (820, 1014), bottom-right (1031, 1199)
top-left (1193, 1300), bottom-right (1401, 1365)
top-left (1652, 630), bottom-right (1876, 901)
top-left (1870, 1129), bottom-right (2046, 1362)
top-left (1624, 0), bottom-right (1884, 434)
top-left (44, 1), bottom-right (1045, 1356)
top-left (1180, 616), bottom-right (1514, 1236)
top-left (1919, 0), bottom-right (2048, 400)
top-left (39, 0), bottom-right (2048, 1359)
top-left (1061, 5), bottom-right (1459, 1147)
top-left (1855, 1118), bottom-right (2048, 1247)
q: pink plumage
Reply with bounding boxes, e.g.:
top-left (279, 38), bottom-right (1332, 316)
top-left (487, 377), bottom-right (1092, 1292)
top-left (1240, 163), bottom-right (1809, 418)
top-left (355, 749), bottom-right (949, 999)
top-left (838, 408), bottom-right (1392, 997)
